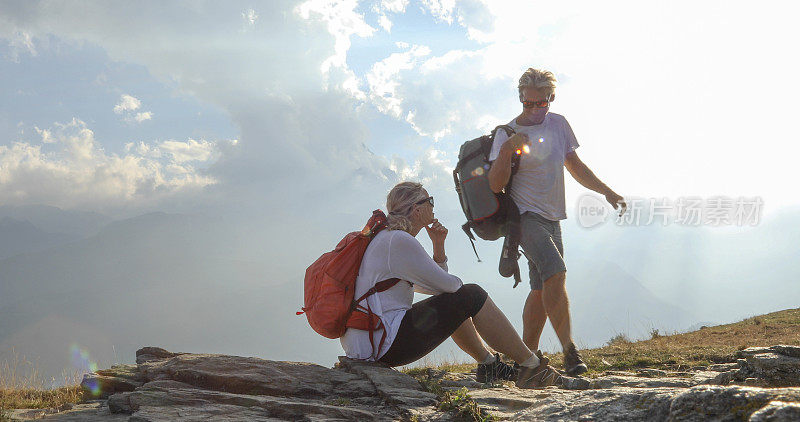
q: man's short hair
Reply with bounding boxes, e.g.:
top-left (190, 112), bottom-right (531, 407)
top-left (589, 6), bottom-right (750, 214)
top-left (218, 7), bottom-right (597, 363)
top-left (518, 68), bottom-right (557, 98)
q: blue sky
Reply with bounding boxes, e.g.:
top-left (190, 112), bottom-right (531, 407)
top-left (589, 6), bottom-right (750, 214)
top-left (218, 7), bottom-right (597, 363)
top-left (0, 36), bottom-right (236, 157)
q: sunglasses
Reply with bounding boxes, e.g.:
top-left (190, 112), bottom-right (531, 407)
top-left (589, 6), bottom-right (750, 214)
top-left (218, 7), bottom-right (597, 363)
top-left (521, 99), bottom-right (552, 109)
top-left (415, 196), bottom-right (434, 207)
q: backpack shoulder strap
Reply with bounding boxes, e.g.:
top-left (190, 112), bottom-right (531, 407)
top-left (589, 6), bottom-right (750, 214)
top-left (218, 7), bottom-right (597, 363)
top-left (492, 124), bottom-right (515, 138)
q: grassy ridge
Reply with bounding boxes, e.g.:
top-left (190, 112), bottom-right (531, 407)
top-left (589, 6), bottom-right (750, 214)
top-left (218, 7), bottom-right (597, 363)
top-left (405, 307), bottom-right (800, 377)
top-left (552, 307), bottom-right (800, 376)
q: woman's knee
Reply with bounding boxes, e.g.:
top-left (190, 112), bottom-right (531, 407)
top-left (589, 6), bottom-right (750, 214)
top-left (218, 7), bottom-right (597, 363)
top-left (457, 283), bottom-right (488, 317)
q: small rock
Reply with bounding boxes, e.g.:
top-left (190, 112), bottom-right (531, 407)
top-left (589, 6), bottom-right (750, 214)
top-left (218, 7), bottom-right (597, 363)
top-left (708, 363), bottom-right (740, 372)
top-left (561, 376), bottom-right (591, 390)
top-left (693, 370), bottom-right (738, 386)
top-left (589, 378), bottom-right (614, 389)
top-left (744, 377), bottom-right (765, 386)
top-left (637, 368), bottom-right (668, 378)
top-left (742, 352), bottom-right (800, 387)
top-left (135, 346), bottom-right (181, 364)
top-left (80, 372), bottom-right (142, 399)
top-left (773, 345), bottom-right (800, 359)
top-left (669, 385), bottom-right (800, 422)
top-left (749, 400), bottom-right (800, 422)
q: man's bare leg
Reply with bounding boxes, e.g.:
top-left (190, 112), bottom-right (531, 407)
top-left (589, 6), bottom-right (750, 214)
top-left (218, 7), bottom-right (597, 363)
top-left (541, 271), bottom-right (573, 351)
top-left (450, 319), bottom-right (491, 362)
top-left (522, 289), bottom-right (547, 351)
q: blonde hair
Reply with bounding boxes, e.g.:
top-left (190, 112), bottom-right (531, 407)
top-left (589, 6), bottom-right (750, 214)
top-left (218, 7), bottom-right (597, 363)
top-left (386, 181), bottom-right (427, 233)
top-left (518, 68), bottom-right (557, 99)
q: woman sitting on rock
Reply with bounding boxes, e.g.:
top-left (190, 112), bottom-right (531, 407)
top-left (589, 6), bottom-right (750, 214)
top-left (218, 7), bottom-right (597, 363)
top-left (340, 181), bottom-right (563, 388)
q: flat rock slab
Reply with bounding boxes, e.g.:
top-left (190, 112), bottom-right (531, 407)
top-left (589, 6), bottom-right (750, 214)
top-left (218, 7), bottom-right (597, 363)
top-left (19, 347), bottom-right (435, 421)
top-left (12, 344), bottom-right (800, 421)
top-left (6, 401), bottom-right (128, 421)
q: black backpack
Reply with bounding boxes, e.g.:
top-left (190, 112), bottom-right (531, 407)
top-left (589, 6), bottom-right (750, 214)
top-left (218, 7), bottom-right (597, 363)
top-left (453, 125), bottom-right (525, 287)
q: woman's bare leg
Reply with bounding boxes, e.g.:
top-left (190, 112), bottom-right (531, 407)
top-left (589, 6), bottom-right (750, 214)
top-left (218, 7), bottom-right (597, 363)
top-left (472, 297), bottom-right (534, 363)
top-left (450, 319), bottom-right (491, 362)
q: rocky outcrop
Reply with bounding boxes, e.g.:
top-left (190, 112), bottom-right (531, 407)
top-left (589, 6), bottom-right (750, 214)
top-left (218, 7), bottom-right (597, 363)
top-left (421, 344), bottom-right (800, 421)
top-left (87, 347), bottom-right (437, 421)
top-left (7, 344), bottom-right (800, 421)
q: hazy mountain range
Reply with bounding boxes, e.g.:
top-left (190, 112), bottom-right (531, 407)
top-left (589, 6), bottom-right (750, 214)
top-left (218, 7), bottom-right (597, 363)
top-left (0, 205), bottom-right (797, 384)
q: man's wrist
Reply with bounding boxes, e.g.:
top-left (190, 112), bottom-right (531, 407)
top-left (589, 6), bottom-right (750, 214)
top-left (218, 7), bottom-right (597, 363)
top-left (433, 254), bottom-right (447, 263)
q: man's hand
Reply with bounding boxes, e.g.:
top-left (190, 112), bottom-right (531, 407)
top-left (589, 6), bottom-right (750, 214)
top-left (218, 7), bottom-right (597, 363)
top-left (605, 191), bottom-right (627, 217)
top-left (500, 133), bottom-right (530, 156)
top-left (426, 219), bottom-right (448, 263)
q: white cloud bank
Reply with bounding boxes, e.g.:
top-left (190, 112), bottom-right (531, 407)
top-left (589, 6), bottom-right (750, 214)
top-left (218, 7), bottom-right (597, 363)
top-left (0, 118), bottom-right (235, 211)
top-left (4, 0), bottom-right (797, 216)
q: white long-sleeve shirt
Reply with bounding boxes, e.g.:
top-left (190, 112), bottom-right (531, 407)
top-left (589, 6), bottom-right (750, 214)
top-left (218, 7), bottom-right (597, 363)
top-left (339, 229), bottom-right (463, 360)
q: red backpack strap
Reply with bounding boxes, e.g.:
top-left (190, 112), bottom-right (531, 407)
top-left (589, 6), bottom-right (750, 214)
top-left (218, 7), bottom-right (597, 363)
top-left (352, 277), bottom-right (401, 305)
top-left (348, 277), bottom-right (402, 359)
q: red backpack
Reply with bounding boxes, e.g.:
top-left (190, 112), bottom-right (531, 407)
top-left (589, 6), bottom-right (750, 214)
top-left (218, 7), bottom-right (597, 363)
top-left (298, 210), bottom-right (401, 356)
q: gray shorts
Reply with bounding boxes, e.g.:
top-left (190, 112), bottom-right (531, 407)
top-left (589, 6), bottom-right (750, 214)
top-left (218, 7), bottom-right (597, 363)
top-left (519, 212), bottom-right (566, 290)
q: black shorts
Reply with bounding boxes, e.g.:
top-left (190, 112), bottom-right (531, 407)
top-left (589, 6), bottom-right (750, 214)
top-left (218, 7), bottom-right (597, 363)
top-left (378, 283), bottom-right (488, 367)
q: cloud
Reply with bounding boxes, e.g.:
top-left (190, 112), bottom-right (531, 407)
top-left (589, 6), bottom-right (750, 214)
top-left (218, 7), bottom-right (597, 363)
top-left (242, 8), bottom-right (258, 28)
top-left (113, 94), bottom-right (153, 124)
top-left (296, 0), bottom-right (375, 75)
top-left (0, 118), bottom-right (234, 211)
top-left (420, 0), bottom-right (456, 24)
top-left (134, 111), bottom-right (152, 122)
top-left (361, 43), bottom-right (509, 141)
top-left (158, 139), bottom-right (218, 164)
top-left (378, 15), bottom-right (392, 32)
top-left (294, 0), bottom-right (381, 103)
top-left (366, 43), bottom-right (431, 119)
top-left (378, 0), bottom-right (409, 14)
top-left (113, 94), bottom-right (141, 114)
top-left (4, 30), bottom-right (37, 62)
top-left (0, 1), bottom-right (405, 219)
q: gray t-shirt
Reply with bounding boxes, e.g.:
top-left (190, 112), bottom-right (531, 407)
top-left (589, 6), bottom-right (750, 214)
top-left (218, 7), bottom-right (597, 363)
top-left (488, 112), bottom-right (579, 221)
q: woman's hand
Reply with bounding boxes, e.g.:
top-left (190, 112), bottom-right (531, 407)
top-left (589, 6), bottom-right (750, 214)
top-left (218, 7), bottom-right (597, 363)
top-left (426, 219), bottom-right (448, 244)
top-left (426, 219), bottom-right (448, 263)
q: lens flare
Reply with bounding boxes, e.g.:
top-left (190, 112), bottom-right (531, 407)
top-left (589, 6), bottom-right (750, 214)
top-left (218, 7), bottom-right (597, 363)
top-left (70, 344), bottom-right (100, 395)
top-left (515, 145), bottom-right (531, 155)
top-left (538, 138), bottom-right (544, 143)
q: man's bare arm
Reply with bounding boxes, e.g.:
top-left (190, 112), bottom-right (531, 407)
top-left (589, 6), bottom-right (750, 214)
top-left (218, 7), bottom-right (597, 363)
top-left (488, 133), bottom-right (529, 193)
top-left (565, 151), bottom-right (626, 212)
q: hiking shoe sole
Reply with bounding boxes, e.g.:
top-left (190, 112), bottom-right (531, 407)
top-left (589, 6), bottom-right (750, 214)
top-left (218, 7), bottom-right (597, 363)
top-left (566, 362), bottom-right (588, 376)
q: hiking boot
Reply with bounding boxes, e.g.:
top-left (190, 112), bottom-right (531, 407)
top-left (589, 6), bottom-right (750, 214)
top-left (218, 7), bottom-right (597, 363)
top-left (564, 343), bottom-right (588, 376)
top-left (476, 353), bottom-right (518, 383)
top-left (515, 351), bottom-right (563, 389)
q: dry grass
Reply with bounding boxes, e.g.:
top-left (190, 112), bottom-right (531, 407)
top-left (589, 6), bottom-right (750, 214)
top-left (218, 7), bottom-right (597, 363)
top-left (546, 307), bottom-right (800, 376)
top-left (402, 352), bottom-right (476, 378)
top-left (402, 308), bottom-right (800, 381)
top-left (0, 350), bottom-right (86, 416)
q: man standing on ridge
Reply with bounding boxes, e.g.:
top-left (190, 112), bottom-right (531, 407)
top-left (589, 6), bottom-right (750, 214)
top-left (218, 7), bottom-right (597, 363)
top-left (487, 68), bottom-right (626, 376)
